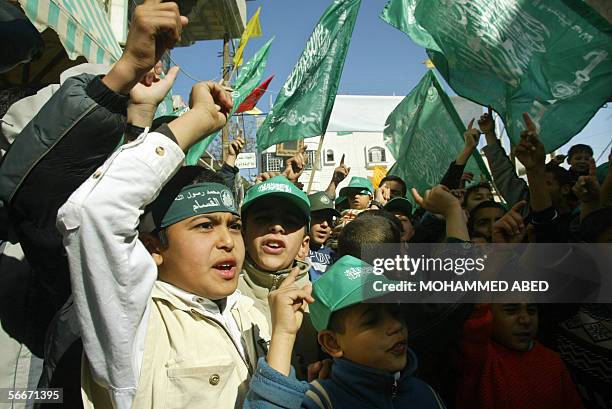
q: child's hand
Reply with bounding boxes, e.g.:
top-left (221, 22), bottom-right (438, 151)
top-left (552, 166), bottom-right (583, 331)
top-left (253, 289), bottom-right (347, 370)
top-left (515, 113), bottom-right (545, 173)
top-left (463, 118), bottom-right (481, 153)
top-left (492, 201), bottom-right (527, 243)
top-left (411, 185), bottom-right (461, 217)
top-left (374, 185), bottom-right (391, 206)
top-left (189, 81), bottom-right (233, 131)
top-left (268, 267), bottom-right (314, 338)
top-left (572, 158), bottom-right (600, 204)
top-left (307, 359), bottom-right (333, 382)
top-left (227, 136), bottom-right (245, 158)
top-left (283, 146), bottom-right (308, 183)
top-left (477, 106), bottom-right (495, 135)
top-left (331, 154), bottom-right (350, 185)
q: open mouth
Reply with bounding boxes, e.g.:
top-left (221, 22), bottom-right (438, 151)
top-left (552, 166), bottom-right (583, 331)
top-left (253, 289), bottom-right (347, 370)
top-left (212, 259), bottom-right (237, 279)
top-left (387, 340), bottom-right (407, 355)
top-left (513, 332), bottom-right (532, 341)
top-left (262, 238), bottom-right (285, 255)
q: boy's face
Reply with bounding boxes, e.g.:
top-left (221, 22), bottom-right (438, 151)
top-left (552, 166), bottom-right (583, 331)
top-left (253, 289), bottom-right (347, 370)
top-left (471, 206), bottom-right (505, 241)
top-left (464, 187), bottom-right (494, 211)
top-left (569, 151), bottom-right (592, 174)
top-left (327, 304), bottom-right (408, 372)
top-left (310, 210), bottom-right (334, 246)
top-left (544, 171), bottom-right (569, 209)
top-left (491, 303), bottom-right (538, 352)
top-left (243, 197), bottom-right (309, 272)
top-left (347, 188), bottom-right (371, 210)
top-left (156, 212), bottom-right (244, 300)
top-left (393, 213), bottom-right (414, 242)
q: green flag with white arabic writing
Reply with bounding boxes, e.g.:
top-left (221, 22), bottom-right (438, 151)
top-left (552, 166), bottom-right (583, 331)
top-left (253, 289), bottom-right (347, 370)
top-left (185, 38), bottom-right (274, 165)
top-left (256, 0), bottom-right (361, 152)
top-left (384, 0), bottom-right (612, 153)
top-left (385, 71), bottom-right (491, 200)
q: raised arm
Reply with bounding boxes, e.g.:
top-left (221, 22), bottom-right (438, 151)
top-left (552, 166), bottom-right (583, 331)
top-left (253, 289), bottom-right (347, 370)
top-left (480, 107), bottom-right (529, 211)
top-left (56, 81), bottom-right (232, 409)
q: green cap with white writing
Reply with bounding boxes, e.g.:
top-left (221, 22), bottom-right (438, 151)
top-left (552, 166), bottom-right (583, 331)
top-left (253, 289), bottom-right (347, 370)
top-left (241, 176), bottom-right (310, 226)
top-left (310, 255), bottom-right (397, 331)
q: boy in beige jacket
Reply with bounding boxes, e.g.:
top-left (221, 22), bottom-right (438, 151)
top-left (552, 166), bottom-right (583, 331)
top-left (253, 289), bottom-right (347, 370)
top-left (56, 6), bottom-right (269, 405)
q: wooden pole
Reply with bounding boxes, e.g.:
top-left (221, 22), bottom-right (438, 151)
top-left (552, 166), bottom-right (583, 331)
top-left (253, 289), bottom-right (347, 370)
top-left (221, 33), bottom-right (231, 163)
top-left (306, 134), bottom-right (326, 193)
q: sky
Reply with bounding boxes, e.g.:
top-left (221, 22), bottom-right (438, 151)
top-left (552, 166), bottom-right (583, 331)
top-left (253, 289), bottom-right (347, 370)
top-left (170, 0), bottom-right (612, 164)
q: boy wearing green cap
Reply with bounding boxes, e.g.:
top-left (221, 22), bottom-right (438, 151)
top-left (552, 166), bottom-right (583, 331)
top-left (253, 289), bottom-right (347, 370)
top-left (244, 255), bottom-right (445, 409)
top-left (340, 176), bottom-right (374, 211)
top-left (57, 81), bottom-right (272, 409)
top-left (307, 191), bottom-right (340, 281)
top-left (238, 175), bottom-right (319, 379)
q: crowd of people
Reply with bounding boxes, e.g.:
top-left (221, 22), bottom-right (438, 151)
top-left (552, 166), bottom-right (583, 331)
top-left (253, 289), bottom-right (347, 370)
top-left (1, 1), bottom-right (611, 409)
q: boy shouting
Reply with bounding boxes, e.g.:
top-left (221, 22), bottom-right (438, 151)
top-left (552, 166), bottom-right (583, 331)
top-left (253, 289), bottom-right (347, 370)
top-left (238, 176), bottom-right (319, 378)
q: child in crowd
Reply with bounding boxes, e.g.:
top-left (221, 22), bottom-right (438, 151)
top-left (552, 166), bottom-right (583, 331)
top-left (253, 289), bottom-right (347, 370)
top-left (244, 255), bottom-right (445, 409)
top-left (468, 201), bottom-right (506, 242)
top-left (57, 76), bottom-right (272, 408)
top-left (567, 144), bottom-right (594, 177)
top-left (238, 175), bottom-right (319, 378)
top-left (463, 183), bottom-right (495, 211)
top-left (307, 191), bottom-right (340, 281)
top-left (457, 304), bottom-right (584, 409)
top-left (383, 197), bottom-right (415, 242)
top-left (340, 176), bottom-right (374, 213)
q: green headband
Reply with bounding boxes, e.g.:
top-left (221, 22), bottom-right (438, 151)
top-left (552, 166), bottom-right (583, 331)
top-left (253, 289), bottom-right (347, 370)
top-left (160, 182), bottom-right (239, 228)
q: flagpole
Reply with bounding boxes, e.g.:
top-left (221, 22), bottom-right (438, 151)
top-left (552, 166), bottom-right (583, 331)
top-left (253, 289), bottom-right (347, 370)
top-left (222, 33), bottom-right (231, 163)
top-left (306, 134), bottom-right (326, 193)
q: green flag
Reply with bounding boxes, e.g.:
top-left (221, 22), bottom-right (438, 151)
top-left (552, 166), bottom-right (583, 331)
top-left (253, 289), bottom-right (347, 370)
top-left (256, 0), bottom-right (361, 152)
top-left (185, 38), bottom-right (274, 165)
top-left (386, 0), bottom-right (612, 153)
top-left (379, 0), bottom-right (440, 52)
top-left (384, 71), bottom-right (491, 200)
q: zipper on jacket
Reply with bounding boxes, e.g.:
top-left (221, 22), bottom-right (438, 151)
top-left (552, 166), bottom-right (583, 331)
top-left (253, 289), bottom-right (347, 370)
top-left (391, 379), bottom-right (398, 399)
top-left (191, 309), bottom-right (254, 375)
top-left (271, 274), bottom-right (283, 290)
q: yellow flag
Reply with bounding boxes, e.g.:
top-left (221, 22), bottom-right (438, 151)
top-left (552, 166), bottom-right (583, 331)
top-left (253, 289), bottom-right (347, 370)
top-left (370, 165), bottom-right (388, 189)
top-left (233, 7), bottom-right (263, 68)
top-left (422, 59), bottom-right (435, 69)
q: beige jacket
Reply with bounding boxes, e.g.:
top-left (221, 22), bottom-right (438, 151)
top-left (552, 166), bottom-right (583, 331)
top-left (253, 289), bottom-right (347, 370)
top-left (238, 257), bottom-right (321, 380)
top-left (82, 282), bottom-right (270, 409)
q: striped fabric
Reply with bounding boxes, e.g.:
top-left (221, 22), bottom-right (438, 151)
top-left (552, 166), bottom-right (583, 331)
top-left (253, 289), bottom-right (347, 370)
top-left (18, 0), bottom-right (122, 65)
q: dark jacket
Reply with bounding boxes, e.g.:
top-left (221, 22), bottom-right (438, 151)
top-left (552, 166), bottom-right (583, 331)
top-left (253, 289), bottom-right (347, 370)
top-left (0, 73), bottom-right (127, 408)
top-left (0, 73), bottom-right (127, 307)
top-left (244, 350), bottom-right (445, 409)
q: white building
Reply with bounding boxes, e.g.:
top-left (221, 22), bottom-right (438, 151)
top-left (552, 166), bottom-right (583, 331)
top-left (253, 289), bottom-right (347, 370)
top-left (261, 94), bottom-right (484, 193)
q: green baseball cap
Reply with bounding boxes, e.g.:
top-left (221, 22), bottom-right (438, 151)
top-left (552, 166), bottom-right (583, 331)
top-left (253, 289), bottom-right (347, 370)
top-left (241, 176), bottom-right (311, 225)
top-left (383, 197), bottom-right (413, 217)
top-left (339, 176), bottom-right (374, 198)
top-left (308, 192), bottom-right (341, 217)
top-left (310, 255), bottom-right (398, 331)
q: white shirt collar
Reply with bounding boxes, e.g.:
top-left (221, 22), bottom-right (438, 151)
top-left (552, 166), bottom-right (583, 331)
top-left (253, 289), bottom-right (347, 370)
top-left (156, 280), bottom-right (241, 315)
